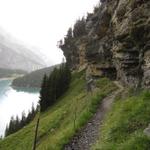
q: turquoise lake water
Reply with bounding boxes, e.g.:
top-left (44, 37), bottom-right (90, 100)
top-left (0, 79), bottom-right (39, 136)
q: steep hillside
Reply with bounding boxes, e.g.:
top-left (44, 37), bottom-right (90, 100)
top-left (0, 29), bottom-right (46, 72)
top-left (12, 65), bottom-right (58, 88)
top-left (59, 0), bottom-right (150, 89)
top-left (93, 90), bottom-right (150, 150)
top-left (0, 71), bottom-right (117, 150)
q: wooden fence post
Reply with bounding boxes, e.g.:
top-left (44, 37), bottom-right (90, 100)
top-left (32, 117), bottom-right (40, 150)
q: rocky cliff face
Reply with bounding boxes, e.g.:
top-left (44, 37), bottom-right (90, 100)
top-left (60, 0), bottom-right (150, 89)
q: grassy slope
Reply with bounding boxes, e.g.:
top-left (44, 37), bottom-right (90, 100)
top-left (0, 71), bottom-right (117, 150)
top-left (93, 90), bottom-right (150, 150)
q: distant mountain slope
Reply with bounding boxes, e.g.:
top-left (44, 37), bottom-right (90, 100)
top-left (0, 29), bottom-right (46, 72)
top-left (0, 68), bottom-right (27, 78)
top-left (12, 65), bottom-right (58, 88)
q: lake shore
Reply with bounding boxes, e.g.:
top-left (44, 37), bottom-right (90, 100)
top-left (0, 78), bottom-right (39, 136)
top-left (0, 74), bottom-right (24, 81)
top-left (0, 77), bottom-right (16, 81)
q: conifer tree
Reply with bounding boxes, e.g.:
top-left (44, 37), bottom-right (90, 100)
top-left (5, 125), bottom-right (9, 137)
top-left (39, 74), bottom-right (48, 112)
top-left (73, 17), bottom-right (86, 38)
top-left (39, 63), bottom-right (71, 112)
top-left (5, 105), bottom-right (37, 137)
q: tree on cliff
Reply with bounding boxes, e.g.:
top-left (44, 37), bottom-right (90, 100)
top-left (58, 18), bottom-right (86, 49)
top-left (73, 17), bottom-right (86, 38)
top-left (59, 27), bottom-right (73, 49)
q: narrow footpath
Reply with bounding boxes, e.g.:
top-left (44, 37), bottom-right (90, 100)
top-left (64, 81), bottom-right (124, 150)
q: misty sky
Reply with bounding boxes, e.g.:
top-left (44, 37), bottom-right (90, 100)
top-left (0, 0), bottom-right (99, 65)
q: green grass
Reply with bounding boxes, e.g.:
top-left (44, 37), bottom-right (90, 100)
top-left (93, 90), bottom-right (150, 150)
top-left (0, 71), bottom-right (117, 150)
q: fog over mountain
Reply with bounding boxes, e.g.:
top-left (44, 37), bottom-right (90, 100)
top-left (0, 29), bottom-right (47, 72)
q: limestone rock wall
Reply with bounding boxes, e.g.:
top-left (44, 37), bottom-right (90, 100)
top-left (60, 0), bottom-right (150, 89)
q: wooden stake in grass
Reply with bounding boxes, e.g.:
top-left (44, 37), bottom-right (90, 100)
top-left (32, 117), bottom-right (40, 150)
top-left (73, 98), bottom-right (78, 131)
top-left (86, 79), bottom-right (93, 94)
top-left (33, 106), bottom-right (40, 150)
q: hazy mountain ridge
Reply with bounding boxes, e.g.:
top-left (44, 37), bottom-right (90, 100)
top-left (12, 65), bottom-right (59, 88)
top-left (0, 68), bottom-right (26, 78)
top-left (0, 29), bottom-right (46, 72)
